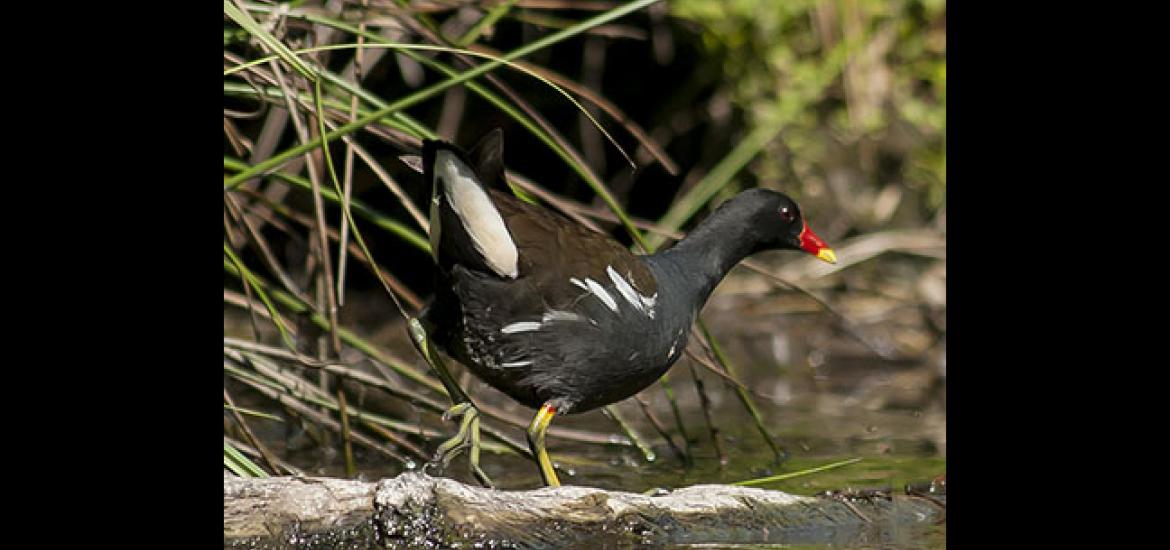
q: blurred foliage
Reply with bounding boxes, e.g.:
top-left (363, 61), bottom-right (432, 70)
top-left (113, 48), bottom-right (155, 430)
top-left (672, 0), bottom-right (946, 222)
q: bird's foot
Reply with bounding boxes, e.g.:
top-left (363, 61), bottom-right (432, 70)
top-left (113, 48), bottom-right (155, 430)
top-left (427, 402), bottom-right (494, 488)
top-left (407, 318), bottom-right (493, 487)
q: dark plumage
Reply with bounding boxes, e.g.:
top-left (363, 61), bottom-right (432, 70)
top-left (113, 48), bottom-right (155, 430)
top-left (417, 130), bottom-right (835, 485)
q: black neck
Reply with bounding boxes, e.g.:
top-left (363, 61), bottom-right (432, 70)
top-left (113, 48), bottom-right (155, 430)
top-left (647, 202), bottom-right (767, 315)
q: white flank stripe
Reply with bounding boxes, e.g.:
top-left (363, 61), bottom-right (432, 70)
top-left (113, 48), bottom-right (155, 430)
top-left (501, 360), bottom-right (533, 368)
top-left (542, 310), bottom-right (584, 323)
top-left (501, 321), bottom-right (541, 334)
top-left (584, 278), bottom-right (619, 312)
top-left (436, 150), bottom-right (518, 278)
top-left (641, 292), bottom-right (658, 319)
top-left (607, 266), bottom-right (646, 315)
top-left (570, 277), bottom-right (588, 291)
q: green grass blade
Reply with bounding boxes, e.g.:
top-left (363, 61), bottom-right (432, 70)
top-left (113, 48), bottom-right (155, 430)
top-left (223, 404), bottom-right (284, 422)
top-left (645, 122), bottom-right (784, 251)
top-left (602, 405), bottom-right (655, 463)
top-left (390, 46), bottom-right (648, 249)
top-left (644, 34), bottom-right (853, 251)
top-left (224, 440), bottom-right (269, 478)
top-left (457, 0), bottom-right (518, 47)
top-left (224, 156), bottom-right (430, 252)
top-left (655, 373), bottom-right (693, 465)
top-left (222, 259), bottom-right (446, 396)
top-left (223, 241), bottom-right (295, 349)
top-left (222, 81), bottom-right (423, 140)
top-left (700, 320), bottom-right (786, 463)
top-left (227, 42), bottom-right (632, 172)
top-left (224, 0), bottom-right (660, 189)
top-left (732, 458), bottom-right (862, 487)
top-left (223, 1), bottom-right (315, 81)
top-left (227, 35), bottom-right (643, 247)
top-left (312, 77), bottom-right (414, 322)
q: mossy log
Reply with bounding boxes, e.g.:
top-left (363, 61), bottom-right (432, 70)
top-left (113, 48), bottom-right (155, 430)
top-left (224, 472), bottom-right (944, 548)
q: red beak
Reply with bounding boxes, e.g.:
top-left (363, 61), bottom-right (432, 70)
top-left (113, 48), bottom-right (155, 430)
top-left (799, 222), bottom-right (837, 264)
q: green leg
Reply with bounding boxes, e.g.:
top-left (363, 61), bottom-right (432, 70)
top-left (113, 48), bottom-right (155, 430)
top-left (408, 319), bottom-right (494, 488)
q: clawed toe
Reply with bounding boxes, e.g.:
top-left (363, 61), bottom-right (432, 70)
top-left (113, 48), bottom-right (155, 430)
top-left (429, 402), bottom-right (494, 487)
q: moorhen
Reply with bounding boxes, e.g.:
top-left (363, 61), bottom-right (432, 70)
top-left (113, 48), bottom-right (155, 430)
top-left (408, 130), bottom-right (836, 487)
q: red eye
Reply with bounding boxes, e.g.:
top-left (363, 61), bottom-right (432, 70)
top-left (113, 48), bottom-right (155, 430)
top-left (779, 206), bottom-right (795, 223)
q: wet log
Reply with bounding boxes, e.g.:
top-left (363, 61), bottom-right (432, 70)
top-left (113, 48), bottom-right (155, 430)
top-left (224, 472), bottom-right (944, 548)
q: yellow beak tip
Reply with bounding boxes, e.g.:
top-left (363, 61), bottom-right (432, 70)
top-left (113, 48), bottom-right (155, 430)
top-left (816, 248), bottom-right (837, 264)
